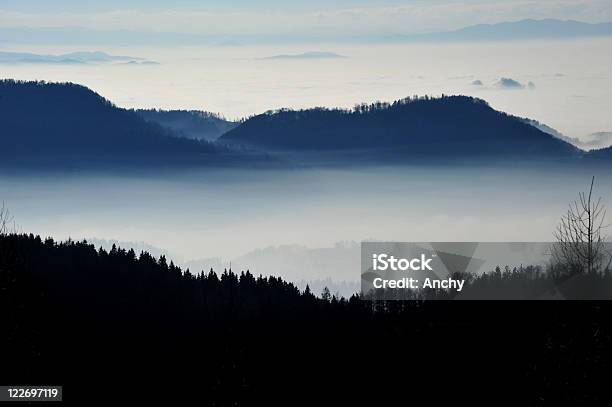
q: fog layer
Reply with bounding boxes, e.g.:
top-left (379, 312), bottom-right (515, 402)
top-left (3, 166), bottom-right (610, 290)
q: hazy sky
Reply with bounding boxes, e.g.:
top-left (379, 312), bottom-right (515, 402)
top-left (1, 0), bottom-right (612, 38)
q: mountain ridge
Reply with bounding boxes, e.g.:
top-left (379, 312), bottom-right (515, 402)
top-left (3, 80), bottom-right (607, 170)
top-left (0, 80), bottom-right (268, 170)
top-left (400, 19), bottom-right (612, 42)
top-left (219, 95), bottom-right (581, 163)
top-left (1, 19), bottom-right (610, 45)
top-left (134, 109), bottom-right (237, 142)
top-left (0, 50), bottom-right (155, 64)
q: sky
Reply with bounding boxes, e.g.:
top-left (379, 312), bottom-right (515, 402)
top-left (1, 0), bottom-right (612, 39)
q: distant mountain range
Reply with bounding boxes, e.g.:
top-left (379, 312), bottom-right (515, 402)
top-left (400, 19), bottom-right (612, 42)
top-left (183, 242), bottom-right (360, 297)
top-left (582, 133), bottom-right (612, 150)
top-left (0, 80), bottom-right (266, 170)
top-left (0, 51), bottom-right (157, 65)
top-left (135, 109), bottom-right (237, 142)
top-left (521, 118), bottom-right (612, 151)
top-left (0, 26), bottom-right (208, 46)
top-left (3, 80), bottom-right (612, 170)
top-left (2, 19), bottom-right (610, 45)
top-left (262, 52), bottom-right (346, 60)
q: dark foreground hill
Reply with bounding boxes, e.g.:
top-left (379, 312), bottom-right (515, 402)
top-left (219, 96), bottom-right (581, 164)
top-left (135, 109), bottom-right (237, 141)
top-left (2, 233), bottom-right (611, 404)
top-left (0, 80), bottom-right (266, 170)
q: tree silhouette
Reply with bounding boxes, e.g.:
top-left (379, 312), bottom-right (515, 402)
top-left (321, 286), bottom-right (331, 302)
top-left (553, 176), bottom-right (612, 274)
top-left (0, 201), bottom-right (13, 235)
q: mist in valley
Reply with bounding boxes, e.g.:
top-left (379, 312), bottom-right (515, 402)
top-left (3, 165), bottom-right (610, 296)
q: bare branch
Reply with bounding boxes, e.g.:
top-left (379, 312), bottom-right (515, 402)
top-left (0, 201), bottom-right (14, 235)
top-left (552, 177), bottom-right (610, 274)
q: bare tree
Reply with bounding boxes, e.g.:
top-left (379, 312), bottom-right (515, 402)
top-left (0, 201), bottom-right (13, 236)
top-left (553, 177), bottom-right (611, 274)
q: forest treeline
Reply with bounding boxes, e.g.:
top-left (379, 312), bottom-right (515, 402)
top-left (2, 232), bottom-right (612, 403)
top-left (364, 264), bottom-right (612, 301)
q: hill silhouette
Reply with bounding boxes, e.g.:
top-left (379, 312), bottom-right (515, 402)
top-left (219, 95), bottom-right (580, 164)
top-left (0, 50), bottom-right (151, 64)
top-left (586, 145), bottom-right (612, 168)
top-left (0, 81), bottom-right (597, 170)
top-left (135, 109), bottom-right (237, 141)
top-left (2, 232), bottom-right (611, 403)
top-left (0, 80), bottom-right (266, 170)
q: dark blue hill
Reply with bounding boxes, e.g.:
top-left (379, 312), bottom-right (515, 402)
top-left (134, 109), bottom-right (237, 142)
top-left (0, 80), bottom-right (266, 170)
top-left (219, 96), bottom-right (580, 164)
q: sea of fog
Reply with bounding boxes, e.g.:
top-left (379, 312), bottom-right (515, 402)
top-left (1, 38), bottom-right (612, 141)
top-left (2, 166), bottom-right (611, 295)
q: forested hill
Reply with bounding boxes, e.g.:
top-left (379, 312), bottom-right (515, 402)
top-left (2, 232), bottom-right (611, 403)
top-left (135, 109), bottom-right (237, 142)
top-left (587, 145), bottom-right (612, 160)
top-left (219, 96), bottom-right (580, 160)
top-left (0, 81), bottom-right (590, 170)
top-left (0, 80), bottom-right (264, 170)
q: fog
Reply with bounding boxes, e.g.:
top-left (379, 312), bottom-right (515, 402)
top-left (2, 166), bottom-right (611, 294)
top-left (2, 38), bottom-right (612, 141)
